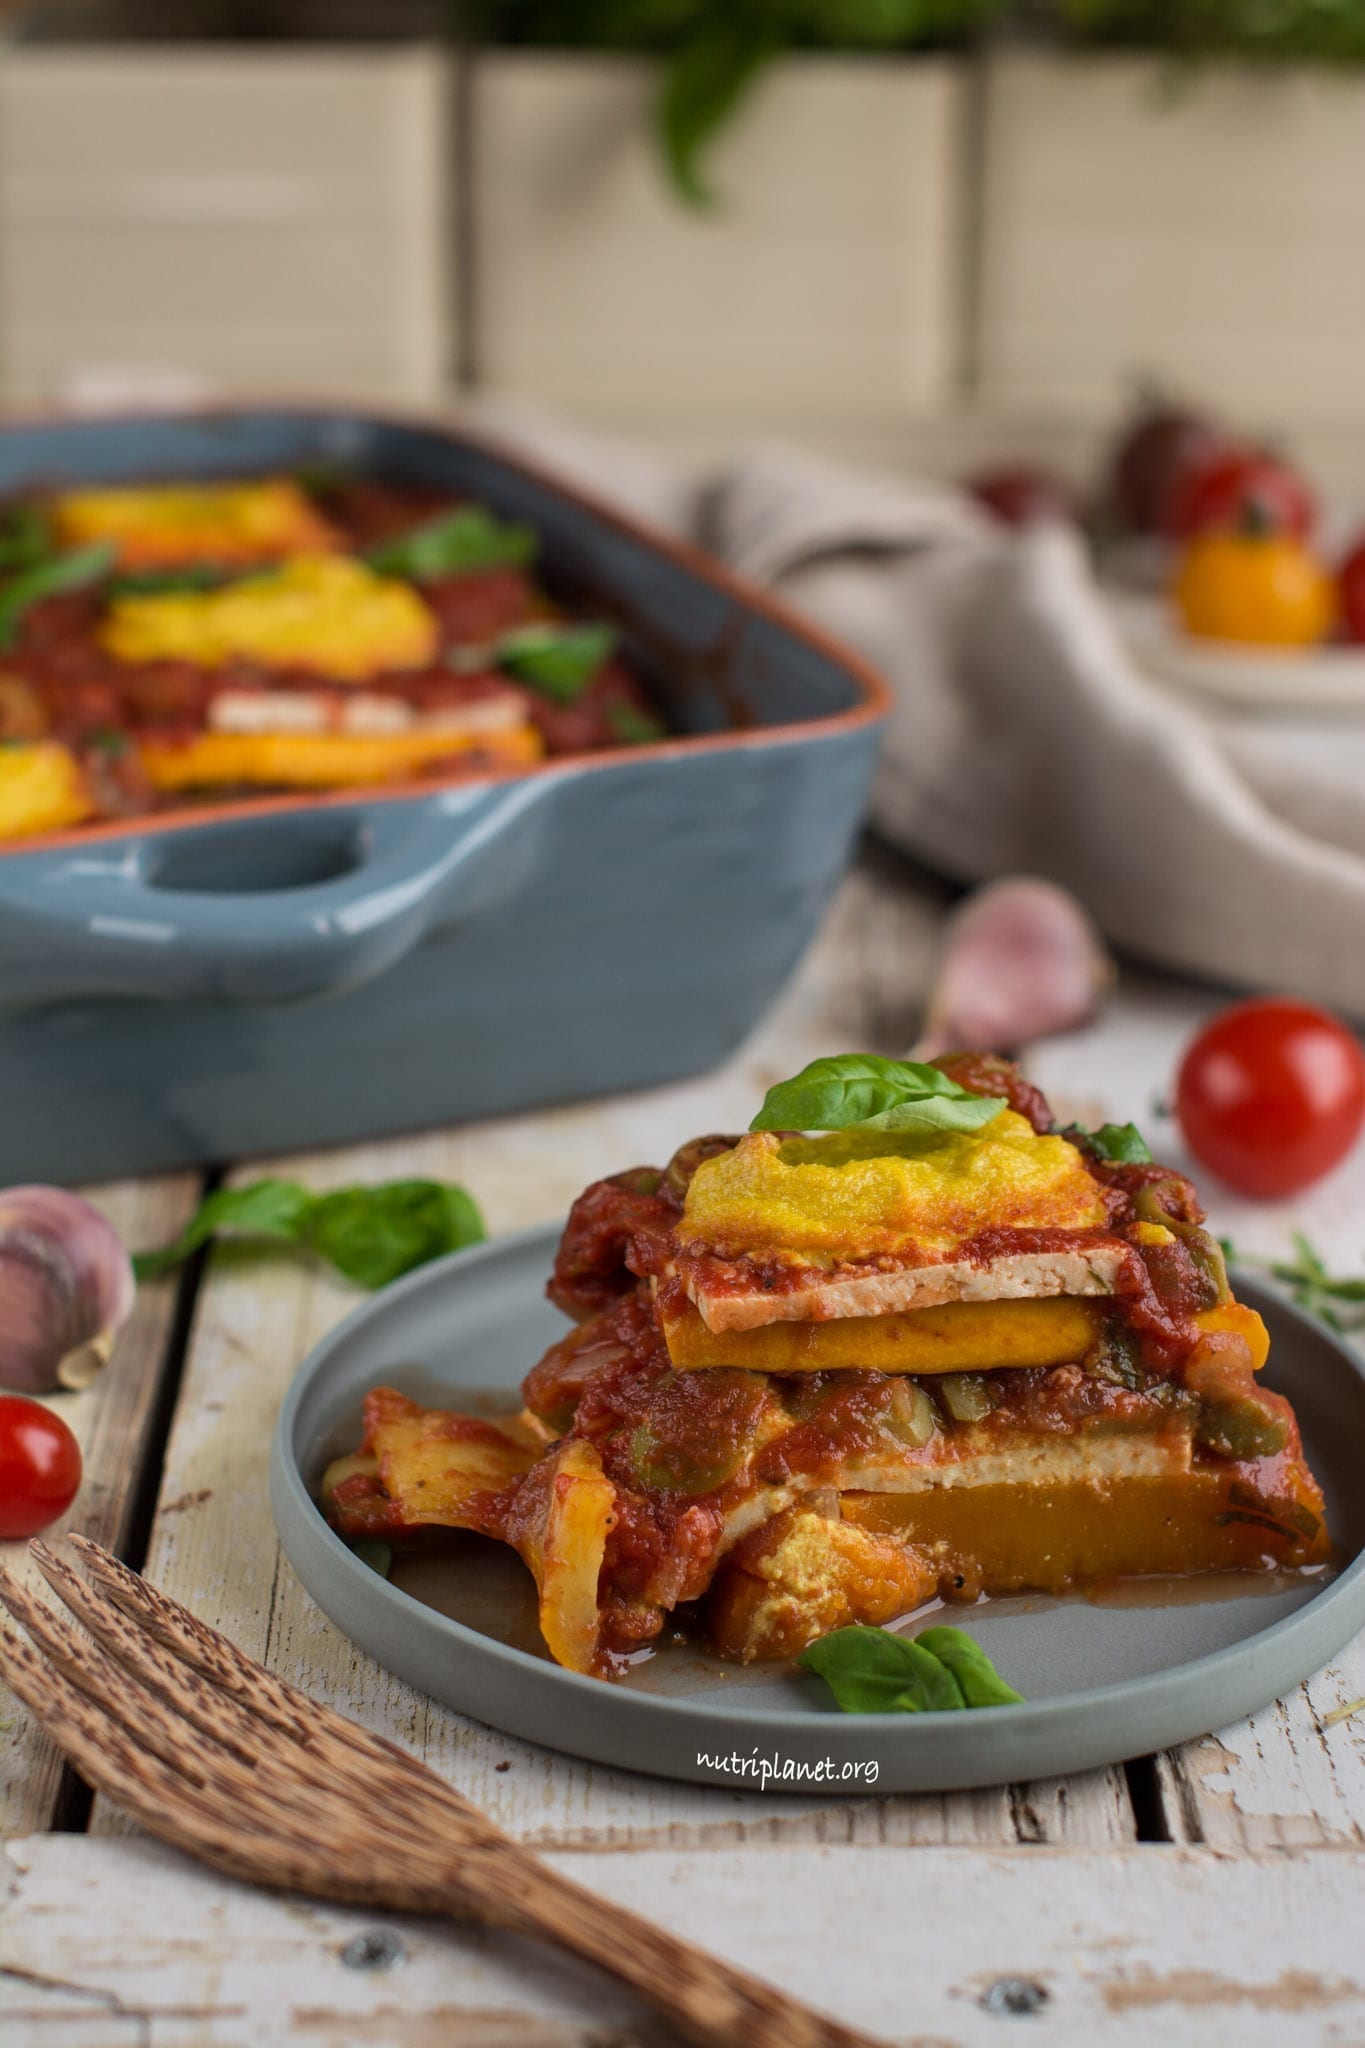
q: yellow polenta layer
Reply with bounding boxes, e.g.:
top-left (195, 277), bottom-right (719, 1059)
top-left (55, 479), bottom-right (336, 567)
top-left (102, 555), bottom-right (438, 680)
top-left (661, 1295), bottom-right (1269, 1374)
top-left (0, 742), bottom-right (92, 838)
top-left (140, 720), bottom-right (542, 792)
top-left (681, 1114), bottom-right (1107, 1261)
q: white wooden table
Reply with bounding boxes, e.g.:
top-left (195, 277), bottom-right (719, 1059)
top-left (4, 845), bottom-right (1365, 2045)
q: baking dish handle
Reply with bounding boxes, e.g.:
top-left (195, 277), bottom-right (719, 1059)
top-left (2, 779), bottom-right (555, 1005)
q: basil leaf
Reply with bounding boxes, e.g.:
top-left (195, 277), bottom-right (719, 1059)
top-left (497, 621), bottom-right (617, 704)
top-left (366, 506), bottom-right (537, 582)
top-left (0, 541), bottom-right (115, 649)
top-left (132, 1179), bottom-right (315, 1277)
top-left (798, 1625), bottom-right (965, 1714)
top-left (0, 502), bottom-right (51, 572)
top-left (605, 702), bottom-right (666, 745)
top-left (1083, 1121), bottom-right (1153, 1164)
top-left (133, 1176), bottom-right (483, 1287)
top-left (913, 1626), bottom-right (1025, 1707)
top-left (798, 1623), bottom-right (1024, 1715)
top-left (348, 1539), bottom-right (392, 1579)
top-left (107, 563), bottom-right (233, 598)
top-left (304, 1180), bottom-right (484, 1290)
top-left (750, 1055), bottom-right (1004, 1138)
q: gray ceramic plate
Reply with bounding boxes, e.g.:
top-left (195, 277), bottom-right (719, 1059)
top-left (270, 1227), bottom-right (1365, 1794)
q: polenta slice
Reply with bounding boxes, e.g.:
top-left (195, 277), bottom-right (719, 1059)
top-left (103, 554), bottom-right (440, 681)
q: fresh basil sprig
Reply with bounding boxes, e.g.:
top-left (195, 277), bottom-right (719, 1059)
top-left (0, 541), bottom-right (116, 649)
top-left (366, 505), bottom-right (537, 582)
top-left (496, 621), bottom-right (617, 704)
top-left (1223, 1231), bottom-right (1365, 1336)
top-left (799, 1623), bottom-right (1023, 1715)
top-left (750, 1055), bottom-right (1005, 1139)
top-left (134, 1176), bottom-right (484, 1289)
top-left (1068, 1120), bottom-right (1153, 1165)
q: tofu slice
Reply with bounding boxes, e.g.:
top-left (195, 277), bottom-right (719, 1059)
top-left (685, 1244), bottom-right (1130, 1334)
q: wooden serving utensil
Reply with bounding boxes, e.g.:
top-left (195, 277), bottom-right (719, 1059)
top-left (0, 1536), bottom-right (886, 2048)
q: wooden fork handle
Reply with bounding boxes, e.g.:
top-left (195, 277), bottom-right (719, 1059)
top-left (450, 1839), bottom-right (884, 2048)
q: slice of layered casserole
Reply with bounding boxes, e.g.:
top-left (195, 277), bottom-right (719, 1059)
top-left (323, 1053), bottom-right (1330, 1677)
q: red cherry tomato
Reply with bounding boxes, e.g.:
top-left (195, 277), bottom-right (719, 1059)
top-left (1176, 998), bottom-right (1365, 1199)
top-left (967, 466), bottom-right (1073, 528)
top-left (1338, 537), bottom-right (1365, 644)
top-left (1164, 449), bottom-right (1316, 543)
top-left (1109, 405), bottom-right (1227, 536)
top-left (0, 1396), bottom-right (82, 1540)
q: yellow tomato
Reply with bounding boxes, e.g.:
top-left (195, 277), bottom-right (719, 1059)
top-left (1175, 530), bottom-right (1336, 647)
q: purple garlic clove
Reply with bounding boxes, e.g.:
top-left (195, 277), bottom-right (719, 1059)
top-left (0, 1185), bottom-right (135, 1392)
top-left (917, 877), bottom-right (1114, 1059)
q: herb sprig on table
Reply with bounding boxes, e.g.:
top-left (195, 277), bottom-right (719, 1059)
top-left (134, 1177), bottom-right (485, 1289)
top-left (1222, 1232), bottom-right (1365, 1337)
top-left (799, 1624), bottom-right (1024, 1714)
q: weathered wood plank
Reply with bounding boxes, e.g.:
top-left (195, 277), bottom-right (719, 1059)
top-left (1028, 976), bottom-right (1365, 1848)
top-left (93, 856), bottom-right (1132, 1849)
top-left (0, 1174), bottom-right (200, 1839)
top-left (6, 1833), bottom-right (1365, 2047)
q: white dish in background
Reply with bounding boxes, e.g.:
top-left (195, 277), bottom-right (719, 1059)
top-left (1107, 587), bottom-right (1365, 715)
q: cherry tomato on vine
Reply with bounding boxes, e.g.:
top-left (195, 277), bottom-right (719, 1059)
top-left (1164, 448), bottom-right (1316, 543)
top-left (1176, 999), bottom-right (1365, 1199)
top-left (1337, 537), bottom-right (1365, 645)
top-left (0, 1396), bottom-right (81, 1539)
top-left (1108, 403), bottom-right (1227, 536)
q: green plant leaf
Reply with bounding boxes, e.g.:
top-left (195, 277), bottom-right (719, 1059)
top-left (657, 18), bottom-right (780, 207)
top-left (0, 542), bottom-right (116, 650)
top-left (132, 1179), bottom-right (315, 1277)
top-left (798, 1622), bottom-right (1023, 1714)
top-left (1223, 1233), bottom-right (1365, 1332)
top-left (133, 1177), bottom-right (484, 1286)
top-left (0, 502), bottom-right (52, 573)
top-left (365, 506), bottom-right (537, 581)
top-left (1077, 1120), bottom-right (1153, 1164)
top-left (605, 701), bottom-right (666, 744)
top-left (750, 1054), bottom-right (1005, 1138)
top-left (106, 562), bottom-right (235, 597)
top-left (913, 1625), bottom-right (1025, 1706)
top-left (303, 1180), bottom-right (485, 1290)
top-left (496, 621), bottom-right (617, 703)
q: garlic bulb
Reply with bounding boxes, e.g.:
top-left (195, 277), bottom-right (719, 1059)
top-left (917, 877), bottom-right (1113, 1059)
top-left (0, 1185), bottom-right (135, 1392)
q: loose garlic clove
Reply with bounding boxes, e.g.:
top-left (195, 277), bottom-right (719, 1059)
top-left (0, 1185), bottom-right (135, 1392)
top-left (917, 877), bottom-right (1113, 1059)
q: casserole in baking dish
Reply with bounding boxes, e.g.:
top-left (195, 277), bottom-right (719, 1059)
top-left (0, 408), bottom-right (886, 1183)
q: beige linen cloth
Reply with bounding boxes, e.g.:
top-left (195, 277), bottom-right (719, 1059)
top-left (478, 407), bottom-right (1365, 1015)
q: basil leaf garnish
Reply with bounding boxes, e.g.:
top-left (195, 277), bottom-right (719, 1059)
top-left (366, 505), bottom-right (537, 582)
top-left (1075, 1121), bottom-right (1153, 1164)
top-left (497, 621), bottom-right (617, 704)
top-left (133, 1176), bottom-right (484, 1288)
top-left (912, 1626), bottom-right (1025, 1707)
top-left (0, 541), bottom-right (116, 649)
top-left (107, 562), bottom-right (234, 598)
top-left (0, 502), bottom-right (52, 572)
top-left (750, 1055), bottom-right (1005, 1138)
top-left (605, 702), bottom-right (666, 745)
top-left (798, 1623), bottom-right (1023, 1714)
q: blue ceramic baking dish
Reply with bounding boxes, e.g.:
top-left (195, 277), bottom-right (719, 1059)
top-left (0, 407), bottom-right (887, 1184)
